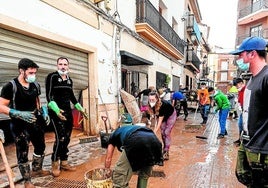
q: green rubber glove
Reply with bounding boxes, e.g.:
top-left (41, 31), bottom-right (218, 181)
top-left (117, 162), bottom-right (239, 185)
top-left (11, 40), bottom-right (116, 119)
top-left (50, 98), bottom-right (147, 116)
top-left (48, 101), bottom-right (60, 115)
top-left (41, 105), bottom-right (50, 126)
top-left (75, 103), bottom-right (88, 120)
top-left (9, 109), bottom-right (37, 123)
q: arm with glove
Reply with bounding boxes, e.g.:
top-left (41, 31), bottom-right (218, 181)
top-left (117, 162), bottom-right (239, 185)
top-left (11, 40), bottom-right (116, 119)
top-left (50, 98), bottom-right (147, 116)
top-left (48, 101), bottom-right (67, 121)
top-left (75, 103), bottom-right (88, 120)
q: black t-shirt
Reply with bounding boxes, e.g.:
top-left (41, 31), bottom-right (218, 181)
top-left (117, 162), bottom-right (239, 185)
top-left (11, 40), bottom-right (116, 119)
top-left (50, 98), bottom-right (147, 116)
top-left (1, 78), bottom-right (40, 111)
top-left (0, 78), bottom-right (40, 124)
top-left (159, 100), bottom-right (175, 122)
top-left (243, 65), bottom-right (268, 154)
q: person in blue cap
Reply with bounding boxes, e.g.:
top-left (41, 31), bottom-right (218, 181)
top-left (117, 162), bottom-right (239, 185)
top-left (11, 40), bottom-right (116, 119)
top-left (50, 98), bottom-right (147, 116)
top-left (230, 36), bottom-right (268, 187)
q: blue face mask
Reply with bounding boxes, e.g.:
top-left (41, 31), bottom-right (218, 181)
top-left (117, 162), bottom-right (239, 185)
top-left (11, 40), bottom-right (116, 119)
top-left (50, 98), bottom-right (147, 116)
top-left (236, 59), bottom-right (249, 71)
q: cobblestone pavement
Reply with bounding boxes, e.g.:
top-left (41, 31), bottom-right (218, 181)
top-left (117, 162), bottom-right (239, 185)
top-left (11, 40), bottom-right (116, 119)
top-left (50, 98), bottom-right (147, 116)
top-left (0, 112), bottom-right (245, 188)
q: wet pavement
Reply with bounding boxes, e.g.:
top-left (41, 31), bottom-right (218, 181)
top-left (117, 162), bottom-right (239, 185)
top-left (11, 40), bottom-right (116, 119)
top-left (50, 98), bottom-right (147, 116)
top-left (0, 111), bottom-right (245, 188)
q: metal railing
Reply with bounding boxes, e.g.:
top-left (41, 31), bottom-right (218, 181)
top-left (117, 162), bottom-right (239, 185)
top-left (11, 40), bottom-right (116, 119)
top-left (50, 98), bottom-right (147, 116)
top-left (237, 28), bottom-right (268, 45)
top-left (186, 49), bottom-right (201, 70)
top-left (136, 0), bottom-right (186, 55)
top-left (238, 0), bottom-right (268, 19)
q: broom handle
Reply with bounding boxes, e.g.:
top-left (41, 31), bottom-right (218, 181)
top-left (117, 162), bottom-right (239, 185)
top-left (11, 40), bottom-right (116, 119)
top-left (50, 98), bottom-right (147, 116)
top-left (0, 141), bottom-right (15, 188)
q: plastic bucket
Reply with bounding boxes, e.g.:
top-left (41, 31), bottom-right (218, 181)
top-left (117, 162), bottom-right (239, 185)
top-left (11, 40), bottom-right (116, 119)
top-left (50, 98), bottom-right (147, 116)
top-left (84, 168), bottom-right (113, 188)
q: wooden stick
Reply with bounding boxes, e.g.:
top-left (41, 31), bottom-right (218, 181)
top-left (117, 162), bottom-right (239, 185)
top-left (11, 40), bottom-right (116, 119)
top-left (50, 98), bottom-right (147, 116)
top-left (0, 141), bottom-right (15, 188)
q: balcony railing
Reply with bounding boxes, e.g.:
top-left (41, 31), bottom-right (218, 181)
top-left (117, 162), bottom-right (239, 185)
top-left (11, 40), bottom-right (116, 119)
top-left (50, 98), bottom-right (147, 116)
top-left (136, 0), bottom-right (185, 55)
top-left (238, 0), bottom-right (268, 19)
top-left (186, 48), bottom-right (201, 71)
top-left (237, 28), bottom-right (268, 45)
top-left (186, 14), bottom-right (202, 44)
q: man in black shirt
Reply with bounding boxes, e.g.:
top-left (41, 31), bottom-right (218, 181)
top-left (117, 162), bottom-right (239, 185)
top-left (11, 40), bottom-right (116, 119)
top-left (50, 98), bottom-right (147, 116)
top-left (45, 57), bottom-right (88, 177)
top-left (230, 36), bottom-right (268, 187)
top-left (0, 58), bottom-right (50, 188)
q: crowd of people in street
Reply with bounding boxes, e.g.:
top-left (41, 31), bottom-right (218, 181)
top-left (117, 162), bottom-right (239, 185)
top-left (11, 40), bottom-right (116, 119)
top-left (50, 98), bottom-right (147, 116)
top-left (0, 36), bottom-right (268, 188)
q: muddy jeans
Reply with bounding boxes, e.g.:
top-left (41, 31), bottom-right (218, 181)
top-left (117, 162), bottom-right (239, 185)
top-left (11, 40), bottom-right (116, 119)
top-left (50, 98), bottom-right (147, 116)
top-left (160, 110), bottom-right (177, 152)
top-left (112, 149), bottom-right (152, 188)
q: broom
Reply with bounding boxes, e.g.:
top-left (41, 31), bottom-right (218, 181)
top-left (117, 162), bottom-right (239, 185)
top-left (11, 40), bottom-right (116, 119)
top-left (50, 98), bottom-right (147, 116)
top-left (195, 113), bottom-right (216, 139)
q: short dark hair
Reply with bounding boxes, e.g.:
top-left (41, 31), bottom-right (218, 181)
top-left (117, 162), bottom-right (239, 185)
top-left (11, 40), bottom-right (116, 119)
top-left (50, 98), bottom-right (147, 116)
top-left (57, 57), bottom-right (69, 64)
top-left (18, 58), bottom-right (39, 70)
top-left (208, 87), bottom-right (214, 92)
top-left (235, 78), bottom-right (243, 86)
top-left (201, 82), bottom-right (206, 85)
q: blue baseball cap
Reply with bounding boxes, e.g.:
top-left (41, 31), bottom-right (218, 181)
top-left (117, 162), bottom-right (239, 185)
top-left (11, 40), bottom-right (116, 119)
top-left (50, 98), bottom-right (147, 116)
top-left (229, 36), bottom-right (267, 55)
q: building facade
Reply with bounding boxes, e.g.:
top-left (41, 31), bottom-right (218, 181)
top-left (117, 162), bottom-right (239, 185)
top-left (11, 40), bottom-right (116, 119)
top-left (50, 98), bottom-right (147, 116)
top-left (0, 0), bottom-right (210, 135)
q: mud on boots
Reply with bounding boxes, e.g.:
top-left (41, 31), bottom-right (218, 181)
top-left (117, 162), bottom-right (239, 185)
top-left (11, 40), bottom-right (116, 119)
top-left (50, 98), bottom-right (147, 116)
top-left (31, 153), bottom-right (50, 177)
top-left (18, 163), bottom-right (35, 188)
top-left (60, 160), bottom-right (76, 171)
top-left (51, 160), bottom-right (61, 177)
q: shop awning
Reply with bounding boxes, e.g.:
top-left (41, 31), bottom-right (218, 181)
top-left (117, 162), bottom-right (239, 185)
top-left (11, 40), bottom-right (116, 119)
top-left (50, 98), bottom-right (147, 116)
top-left (120, 50), bottom-right (153, 66)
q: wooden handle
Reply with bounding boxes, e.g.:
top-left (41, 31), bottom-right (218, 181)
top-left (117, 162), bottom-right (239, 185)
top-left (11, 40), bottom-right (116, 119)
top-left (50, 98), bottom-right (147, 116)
top-left (0, 141), bottom-right (15, 188)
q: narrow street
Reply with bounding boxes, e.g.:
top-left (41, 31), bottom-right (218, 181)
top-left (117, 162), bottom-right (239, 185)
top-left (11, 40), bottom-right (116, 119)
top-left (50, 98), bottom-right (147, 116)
top-left (0, 111), bottom-right (244, 188)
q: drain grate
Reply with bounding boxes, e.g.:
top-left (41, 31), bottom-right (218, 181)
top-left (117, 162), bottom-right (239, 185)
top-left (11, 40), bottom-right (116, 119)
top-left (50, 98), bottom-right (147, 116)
top-left (151, 170), bottom-right (166, 178)
top-left (36, 178), bottom-right (87, 188)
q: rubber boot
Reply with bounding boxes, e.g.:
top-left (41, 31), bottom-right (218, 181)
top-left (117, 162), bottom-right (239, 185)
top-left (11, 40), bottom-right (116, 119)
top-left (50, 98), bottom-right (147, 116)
top-left (137, 177), bottom-right (148, 188)
top-left (52, 161), bottom-right (61, 177)
top-left (31, 153), bottom-right (50, 177)
top-left (60, 160), bottom-right (76, 171)
top-left (18, 163), bottom-right (35, 188)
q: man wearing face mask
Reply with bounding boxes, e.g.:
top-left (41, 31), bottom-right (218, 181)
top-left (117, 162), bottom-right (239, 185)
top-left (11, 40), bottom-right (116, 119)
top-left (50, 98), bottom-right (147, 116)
top-left (230, 36), bottom-right (268, 187)
top-left (0, 58), bottom-right (50, 188)
top-left (197, 82), bottom-right (210, 125)
top-left (45, 57), bottom-right (88, 177)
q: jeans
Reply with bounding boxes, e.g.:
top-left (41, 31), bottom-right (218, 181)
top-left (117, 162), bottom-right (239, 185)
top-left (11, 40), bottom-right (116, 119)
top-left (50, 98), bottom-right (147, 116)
top-left (238, 114), bottom-right (243, 134)
top-left (218, 108), bottom-right (229, 135)
top-left (200, 104), bottom-right (210, 123)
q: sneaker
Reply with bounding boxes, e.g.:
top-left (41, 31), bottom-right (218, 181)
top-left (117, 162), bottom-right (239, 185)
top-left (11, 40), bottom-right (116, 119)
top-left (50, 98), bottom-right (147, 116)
top-left (163, 151), bottom-right (169, 160)
top-left (184, 118), bottom-right (187, 121)
top-left (217, 134), bottom-right (224, 139)
top-left (225, 130), bottom-right (228, 135)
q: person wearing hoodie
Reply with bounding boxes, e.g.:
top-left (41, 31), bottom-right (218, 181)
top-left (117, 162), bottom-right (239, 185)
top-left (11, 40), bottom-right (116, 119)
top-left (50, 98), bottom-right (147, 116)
top-left (208, 87), bottom-right (230, 139)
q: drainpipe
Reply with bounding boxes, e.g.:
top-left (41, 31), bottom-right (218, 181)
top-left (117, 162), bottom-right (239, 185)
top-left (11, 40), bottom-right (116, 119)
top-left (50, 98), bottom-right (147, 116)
top-left (114, 25), bottom-right (122, 105)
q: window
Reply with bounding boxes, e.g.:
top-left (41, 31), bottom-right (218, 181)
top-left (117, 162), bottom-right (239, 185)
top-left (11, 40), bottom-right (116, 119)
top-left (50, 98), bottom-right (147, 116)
top-left (250, 25), bottom-right (262, 37)
top-left (221, 61), bottom-right (228, 70)
top-left (220, 72), bottom-right (228, 81)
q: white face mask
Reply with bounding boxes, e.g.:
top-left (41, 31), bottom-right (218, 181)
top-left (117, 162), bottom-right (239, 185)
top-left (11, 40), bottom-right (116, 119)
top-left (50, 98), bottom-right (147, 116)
top-left (25, 75), bottom-right (36, 83)
top-left (149, 102), bottom-right (156, 107)
top-left (58, 70), bottom-right (69, 75)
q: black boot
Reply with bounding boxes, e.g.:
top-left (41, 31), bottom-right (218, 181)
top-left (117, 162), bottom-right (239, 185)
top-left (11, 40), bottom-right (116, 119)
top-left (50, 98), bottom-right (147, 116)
top-left (31, 153), bottom-right (50, 177)
top-left (18, 163), bottom-right (35, 188)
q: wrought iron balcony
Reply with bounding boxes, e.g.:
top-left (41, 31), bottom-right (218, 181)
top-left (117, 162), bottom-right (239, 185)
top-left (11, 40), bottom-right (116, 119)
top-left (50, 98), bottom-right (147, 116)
top-left (185, 48), bottom-right (201, 72)
top-left (186, 14), bottom-right (202, 45)
top-left (238, 0), bottom-right (268, 19)
top-left (236, 28), bottom-right (268, 45)
top-left (136, 0), bottom-right (186, 59)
